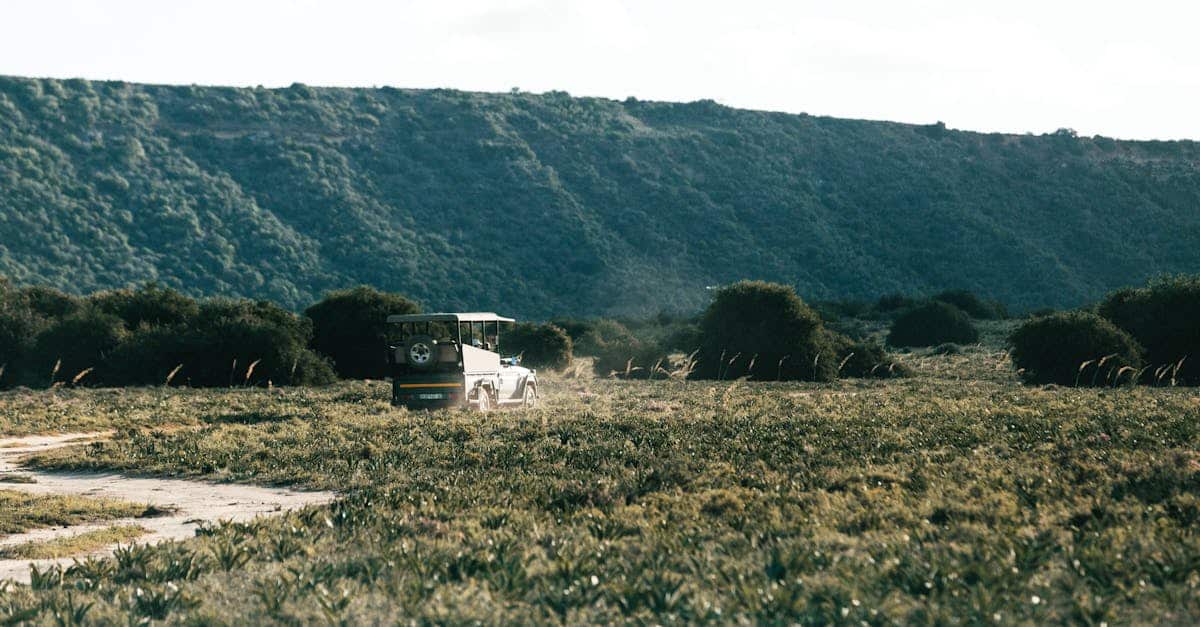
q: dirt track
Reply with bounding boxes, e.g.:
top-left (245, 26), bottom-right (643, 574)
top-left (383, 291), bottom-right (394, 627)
top-left (0, 432), bottom-right (336, 583)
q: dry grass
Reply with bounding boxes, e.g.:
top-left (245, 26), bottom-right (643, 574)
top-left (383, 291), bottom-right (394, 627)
top-left (0, 525), bottom-right (149, 559)
top-left (0, 491), bottom-right (149, 535)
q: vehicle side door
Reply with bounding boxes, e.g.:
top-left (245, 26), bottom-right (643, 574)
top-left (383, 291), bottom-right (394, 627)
top-left (497, 361), bottom-right (521, 400)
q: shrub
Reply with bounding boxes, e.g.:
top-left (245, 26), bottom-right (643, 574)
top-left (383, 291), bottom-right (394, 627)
top-left (872, 293), bottom-right (917, 316)
top-left (104, 324), bottom-right (190, 386)
top-left (1009, 311), bottom-right (1143, 386)
top-left (186, 299), bottom-right (336, 387)
top-left (502, 323), bottom-right (572, 370)
top-left (33, 309), bottom-right (129, 385)
top-left (592, 337), bottom-right (675, 379)
top-left (887, 302), bottom-right (979, 348)
top-left (91, 284), bottom-right (199, 328)
top-left (691, 281), bottom-right (836, 381)
top-left (828, 331), bottom-right (911, 379)
top-left (304, 286), bottom-right (419, 379)
top-left (547, 317), bottom-right (592, 345)
top-left (0, 297), bottom-right (49, 387)
top-left (1098, 276), bottom-right (1200, 385)
top-left (20, 286), bottom-right (84, 319)
top-left (659, 322), bottom-right (702, 353)
top-left (932, 289), bottom-right (1007, 319)
top-left (931, 343), bottom-right (963, 355)
top-left (572, 319), bottom-right (637, 357)
top-left (109, 299), bottom-right (336, 387)
top-left (812, 299), bottom-right (870, 322)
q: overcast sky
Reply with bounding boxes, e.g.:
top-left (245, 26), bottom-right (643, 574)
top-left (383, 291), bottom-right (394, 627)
top-left (2, 0), bottom-right (1196, 140)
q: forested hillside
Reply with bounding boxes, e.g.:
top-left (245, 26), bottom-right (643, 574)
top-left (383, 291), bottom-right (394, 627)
top-left (2, 75), bottom-right (1199, 316)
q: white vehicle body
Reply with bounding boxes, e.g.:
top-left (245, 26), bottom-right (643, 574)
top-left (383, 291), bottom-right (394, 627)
top-left (386, 312), bottom-right (537, 410)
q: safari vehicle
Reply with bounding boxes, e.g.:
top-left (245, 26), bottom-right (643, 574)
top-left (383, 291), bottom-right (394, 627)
top-left (386, 312), bottom-right (538, 411)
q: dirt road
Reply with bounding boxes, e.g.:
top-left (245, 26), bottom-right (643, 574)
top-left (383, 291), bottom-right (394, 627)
top-left (0, 432), bottom-right (336, 583)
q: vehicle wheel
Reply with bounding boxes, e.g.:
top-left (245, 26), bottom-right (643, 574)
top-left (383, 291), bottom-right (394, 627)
top-left (406, 335), bottom-right (437, 370)
top-left (522, 383), bottom-right (537, 409)
top-left (477, 388), bottom-right (492, 413)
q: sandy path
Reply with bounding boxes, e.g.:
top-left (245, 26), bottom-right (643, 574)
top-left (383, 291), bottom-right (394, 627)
top-left (0, 432), bottom-right (336, 583)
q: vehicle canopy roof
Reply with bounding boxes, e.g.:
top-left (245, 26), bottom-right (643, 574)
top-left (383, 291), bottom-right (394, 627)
top-left (386, 312), bottom-right (516, 324)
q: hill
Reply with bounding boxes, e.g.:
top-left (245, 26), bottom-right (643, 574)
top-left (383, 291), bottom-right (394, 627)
top-left (2, 75), bottom-right (1199, 316)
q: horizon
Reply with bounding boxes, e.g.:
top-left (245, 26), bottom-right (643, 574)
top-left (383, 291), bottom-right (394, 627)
top-left (2, 1), bottom-right (1197, 142)
top-left (5, 71), bottom-right (1196, 144)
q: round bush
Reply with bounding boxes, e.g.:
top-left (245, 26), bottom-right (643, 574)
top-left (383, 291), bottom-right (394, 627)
top-left (1098, 276), bottom-right (1200, 385)
top-left (692, 281), bottom-right (836, 381)
top-left (931, 343), bottom-right (963, 356)
top-left (887, 302), bottom-right (979, 348)
top-left (304, 286), bottom-right (420, 379)
top-left (1009, 311), bottom-right (1143, 386)
top-left (502, 322), bottom-right (573, 370)
top-left (932, 289), bottom-right (1006, 319)
top-left (828, 331), bottom-right (911, 379)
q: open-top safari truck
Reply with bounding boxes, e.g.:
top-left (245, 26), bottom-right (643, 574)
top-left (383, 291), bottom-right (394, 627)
top-left (386, 312), bottom-right (537, 411)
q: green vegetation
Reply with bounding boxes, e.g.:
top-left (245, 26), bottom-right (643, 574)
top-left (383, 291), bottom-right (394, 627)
top-left (692, 281), bottom-right (835, 381)
top-left (0, 281), bottom-right (334, 389)
top-left (502, 322), bottom-right (573, 369)
top-left (1098, 275), bottom-right (1200, 384)
top-left (826, 333), bottom-right (910, 379)
top-left (2, 345), bottom-right (1200, 622)
top-left (304, 286), bottom-right (419, 379)
top-left (0, 525), bottom-right (149, 559)
top-left (932, 289), bottom-right (1008, 320)
top-left (3, 76), bottom-right (1200, 316)
top-left (887, 301), bottom-right (980, 347)
top-left (0, 491), bottom-right (150, 535)
top-left (1009, 311), bottom-right (1144, 386)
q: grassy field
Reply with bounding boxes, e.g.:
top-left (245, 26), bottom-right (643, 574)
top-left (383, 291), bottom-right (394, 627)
top-left (2, 335), bottom-right (1200, 623)
top-left (0, 525), bottom-right (150, 560)
top-left (0, 492), bottom-right (151, 536)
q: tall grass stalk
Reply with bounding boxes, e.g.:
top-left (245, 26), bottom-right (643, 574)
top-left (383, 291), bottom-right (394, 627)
top-left (244, 359), bottom-right (262, 386)
top-left (1171, 356), bottom-right (1187, 387)
top-left (1112, 365), bottom-right (1135, 387)
top-left (71, 367), bottom-right (94, 386)
top-left (165, 364), bottom-right (184, 387)
top-left (1091, 353), bottom-right (1118, 387)
top-left (649, 357), bottom-right (664, 381)
top-left (1075, 359), bottom-right (1095, 387)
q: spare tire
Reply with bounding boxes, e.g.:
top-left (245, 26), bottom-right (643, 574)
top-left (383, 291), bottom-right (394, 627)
top-left (406, 335), bottom-right (437, 370)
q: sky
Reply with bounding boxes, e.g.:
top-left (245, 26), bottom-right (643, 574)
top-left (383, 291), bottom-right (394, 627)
top-left (2, 0), bottom-right (1197, 140)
